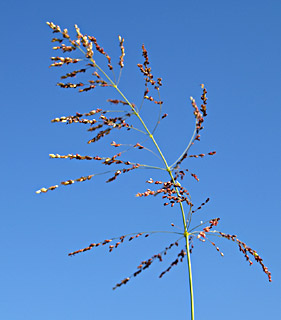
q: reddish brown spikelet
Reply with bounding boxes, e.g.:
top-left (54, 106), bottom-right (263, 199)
top-left (135, 233), bottom-right (143, 238)
top-left (60, 179), bottom-right (73, 186)
top-left (107, 99), bottom-right (130, 106)
top-left (144, 95), bottom-right (154, 102)
top-left (79, 85), bottom-right (96, 92)
top-left (85, 108), bottom-right (103, 116)
top-left (157, 78), bottom-right (162, 86)
top-left (154, 100), bottom-right (163, 105)
top-left (191, 173), bottom-right (199, 182)
top-left (110, 141), bottom-right (122, 147)
top-left (115, 242), bottom-right (121, 248)
top-left (113, 277), bottom-right (130, 290)
top-left (155, 181), bottom-right (163, 184)
top-left (51, 38), bottom-right (63, 43)
top-left (189, 153), bottom-right (205, 158)
top-left (199, 231), bottom-right (206, 238)
top-left (134, 143), bottom-right (144, 149)
top-left (122, 163), bottom-right (140, 174)
top-left (35, 185), bottom-right (59, 194)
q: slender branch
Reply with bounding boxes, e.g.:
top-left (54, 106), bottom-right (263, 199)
top-left (188, 219), bottom-right (211, 233)
top-left (151, 88), bottom-right (163, 135)
top-left (186, 205), bottom-right (194, 231)
top-left (127, 126), bottom-right (148, 135)
top-left (170, 121), bottom-right (198, 169)
top-left (115, 230), bottom-right (185, 238)
top-left (137, 164), bottom-right (166, 171)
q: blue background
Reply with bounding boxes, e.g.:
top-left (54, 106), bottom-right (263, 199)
top-left (1, 1), bottom-right (280, 319)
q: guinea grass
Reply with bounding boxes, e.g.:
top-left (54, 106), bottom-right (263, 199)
top-left (37, 22), bottom-right (271, 320)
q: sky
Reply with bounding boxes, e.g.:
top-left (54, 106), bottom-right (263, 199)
top-left (1, 1), bottom-right (281, 319)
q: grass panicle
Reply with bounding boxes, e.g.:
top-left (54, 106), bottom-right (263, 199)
top-left (39, 22), bottom-right (272, 320)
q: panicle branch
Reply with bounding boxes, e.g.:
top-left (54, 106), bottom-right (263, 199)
top-left (137, 44), bottom-right (163, 106)
top-left (49, 57), bottom-right (81, 67)
top-left (159, 249), bottom-right (187, 278)
top-left (69, 232), bottom-right (150, 256)
top-left (113, 238), bottom-right (183, 290)
top-left (171, 85), bottom-right (209, 170)
top-left (35, 174), bottom-right (95, 194)
top-left (118, 35), bottom-right (125, 68)
top-left (219, 232), bottom-right (272, 282)
top-left (191, 198), bottom-right (210, 214)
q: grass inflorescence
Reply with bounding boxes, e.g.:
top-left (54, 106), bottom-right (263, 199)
top-left (37, 21), bottom-right (272, 320)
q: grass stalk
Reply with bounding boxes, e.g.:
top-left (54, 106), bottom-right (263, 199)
top-left (42, 22), bottom-right (272, 320)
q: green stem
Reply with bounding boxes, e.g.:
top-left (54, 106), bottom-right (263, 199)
top-left (185, 235), bottom-right (195, 319)
top-left (167, 172), bottom-right (195, 320)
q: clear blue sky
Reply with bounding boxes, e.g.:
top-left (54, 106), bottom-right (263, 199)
top-left (1, 1), bottom-right (280, 319)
